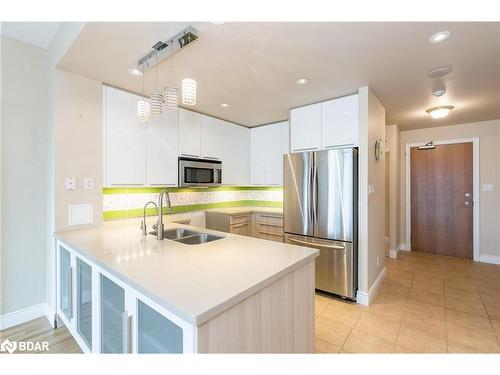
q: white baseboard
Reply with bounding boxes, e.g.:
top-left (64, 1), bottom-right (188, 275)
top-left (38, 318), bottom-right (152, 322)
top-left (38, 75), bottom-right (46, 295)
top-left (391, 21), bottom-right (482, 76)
top-left (398, 243), bottom-right (409, 251)
top-left (356, 267), bottom-right (387, 306)
top-left (479, 254), bottom-right (500, 265)
top-left (389, 249), bottom-right (398, 259)
top-left (0, 303), bottom-right (52, 331)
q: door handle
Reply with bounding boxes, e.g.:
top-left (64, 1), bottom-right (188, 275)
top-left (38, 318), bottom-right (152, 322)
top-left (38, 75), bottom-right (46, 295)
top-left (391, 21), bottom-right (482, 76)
top-left (312, 153), bottom-right (318, 225)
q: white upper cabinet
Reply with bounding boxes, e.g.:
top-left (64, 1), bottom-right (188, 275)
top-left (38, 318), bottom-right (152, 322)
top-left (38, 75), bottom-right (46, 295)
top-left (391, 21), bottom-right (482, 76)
top-left (290, 95), bottom-right (359, 153)
top-left (147, 109), bottom-right (179, 186)
top-left (104, 86), bottom-right (147, 186)
top-left (290, 103), bottom-right (322, 152)
top-left (178, 108), bottom-right (201, 158)
top-left (200, 115), bottom-right (225, 160)
top-left (250, 122), bottom-right (286, 186)
top-left (220, 121), bottom-right (250, 185)
top-left (321, 94), bottom-right (359, 148)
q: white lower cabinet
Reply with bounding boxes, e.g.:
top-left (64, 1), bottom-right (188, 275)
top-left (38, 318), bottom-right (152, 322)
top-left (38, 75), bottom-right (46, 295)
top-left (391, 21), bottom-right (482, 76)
top-left (56, 242), bottom-right (193, 354)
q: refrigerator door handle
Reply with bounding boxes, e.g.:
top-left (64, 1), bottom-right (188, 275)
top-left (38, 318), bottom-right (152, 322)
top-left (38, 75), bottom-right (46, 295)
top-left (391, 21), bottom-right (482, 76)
top-left (285, 235), bottom-right (346, 250)
top-left (308, 153), bottom-right (314, 222)
top-left (312, 153), bottom-right (318, 226)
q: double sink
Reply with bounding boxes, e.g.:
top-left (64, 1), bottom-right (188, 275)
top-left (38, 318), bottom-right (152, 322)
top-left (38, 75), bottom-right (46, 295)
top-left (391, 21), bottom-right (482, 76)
top-left (149, 228), bottom-right (224, 245)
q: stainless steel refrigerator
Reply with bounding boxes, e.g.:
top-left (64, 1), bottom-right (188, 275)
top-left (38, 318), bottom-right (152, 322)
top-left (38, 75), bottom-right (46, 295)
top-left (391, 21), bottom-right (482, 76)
top-left (283, 148), bottom-right (358, 299)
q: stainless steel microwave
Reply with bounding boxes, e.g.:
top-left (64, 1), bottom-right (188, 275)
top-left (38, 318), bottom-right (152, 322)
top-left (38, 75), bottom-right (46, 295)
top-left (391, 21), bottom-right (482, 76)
top-left (178, 157), bottom-right (222, 187)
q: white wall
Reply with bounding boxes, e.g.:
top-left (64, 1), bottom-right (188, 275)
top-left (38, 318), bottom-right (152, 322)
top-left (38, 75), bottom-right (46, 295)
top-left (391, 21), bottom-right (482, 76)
top-left (1, 36), bottom-right (47, 315)
top-left (53, 69), bottom-right (103, 232)
top-left (358, 87), bottom-right (386, 299)
top-left (399, 119), bottom-right (500, 262)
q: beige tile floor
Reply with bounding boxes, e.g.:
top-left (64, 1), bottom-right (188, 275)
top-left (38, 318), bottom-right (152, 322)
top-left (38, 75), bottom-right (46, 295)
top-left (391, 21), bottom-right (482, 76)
top-left (315, 251), bottom-right (500, 353)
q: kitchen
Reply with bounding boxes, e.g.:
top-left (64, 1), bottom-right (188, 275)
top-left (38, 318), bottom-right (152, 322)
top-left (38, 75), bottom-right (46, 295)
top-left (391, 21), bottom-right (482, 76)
top-left (1, 12), bottom-right (500, 365)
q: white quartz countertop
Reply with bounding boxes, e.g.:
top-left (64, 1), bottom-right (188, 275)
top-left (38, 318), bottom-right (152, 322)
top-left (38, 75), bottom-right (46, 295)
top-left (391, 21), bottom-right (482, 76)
top-left (54, 218), bottom-right (317, 326)
top-left (205, 206), bottom-right (283, 215)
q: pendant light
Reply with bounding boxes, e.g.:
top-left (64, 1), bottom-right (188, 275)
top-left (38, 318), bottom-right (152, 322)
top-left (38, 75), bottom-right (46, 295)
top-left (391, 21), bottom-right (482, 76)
top-left (164, 42), bottom-right (179, 111)
top-left (137, 67), bottom-right (150, 122)
top-left (150, 51), bottom-right (164, 117)
top-left (182, 34), bottom-right (197, 106)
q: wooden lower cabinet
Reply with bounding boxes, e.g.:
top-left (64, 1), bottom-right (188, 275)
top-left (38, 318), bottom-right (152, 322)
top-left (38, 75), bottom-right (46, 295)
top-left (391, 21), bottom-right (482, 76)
top-left (252, 213), bottom-right (284, 242)
top-left (197, 261), bottom-right (315, 353)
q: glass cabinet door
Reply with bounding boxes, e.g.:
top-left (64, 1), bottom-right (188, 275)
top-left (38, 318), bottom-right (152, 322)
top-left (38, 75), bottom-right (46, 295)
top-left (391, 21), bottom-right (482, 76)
top-left (59, 247), bottom-right (72, 320)
top-left (100, 275), bottom-right (125, 353)
top-left (137, 300), bottom-right (183, 353)
top-left (77, 258), bottom-right (92, 349)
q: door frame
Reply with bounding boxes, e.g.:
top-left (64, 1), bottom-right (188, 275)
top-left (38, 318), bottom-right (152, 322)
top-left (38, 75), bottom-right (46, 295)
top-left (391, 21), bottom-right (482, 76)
top-left (404, 137), bottom-right (480, 261)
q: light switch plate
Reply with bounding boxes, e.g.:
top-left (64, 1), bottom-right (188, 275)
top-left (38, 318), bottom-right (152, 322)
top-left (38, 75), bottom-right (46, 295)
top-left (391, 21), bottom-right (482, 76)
top-left (68, 204), bottom-right (93, 226)
top-left (84, 177), bottom-right (94, 190)
top-left (65, 177), bottom-right (76, 191)
top-left (483, 184), bottom-right (494, 192)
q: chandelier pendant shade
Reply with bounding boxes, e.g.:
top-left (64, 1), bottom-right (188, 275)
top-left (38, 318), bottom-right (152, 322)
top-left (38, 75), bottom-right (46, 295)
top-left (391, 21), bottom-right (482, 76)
top-left (150, 92), bottom-right (164, 117)
top-left (137, 98), bottom-right (150, 122)
top-left (164, 86), bottom-right (179, 111)
top-left (182, 78), bottom-right (197, 106)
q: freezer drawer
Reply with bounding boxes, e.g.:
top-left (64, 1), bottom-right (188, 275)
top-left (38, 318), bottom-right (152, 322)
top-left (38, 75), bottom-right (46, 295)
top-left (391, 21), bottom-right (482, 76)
top-left (284, 234), bottom-right (356, 299)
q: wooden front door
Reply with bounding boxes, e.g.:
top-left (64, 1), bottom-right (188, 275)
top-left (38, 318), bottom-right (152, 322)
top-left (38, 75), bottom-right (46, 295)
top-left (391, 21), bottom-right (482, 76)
top-left (410, 142), bottom-right (473, 258)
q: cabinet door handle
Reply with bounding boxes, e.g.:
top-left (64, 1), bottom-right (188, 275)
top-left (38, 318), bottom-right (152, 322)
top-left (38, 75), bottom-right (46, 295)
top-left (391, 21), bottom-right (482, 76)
top-left (293, 146), bottom-right (319, 152)
top-left (122, 311), bottom-right (132, 353)
top-left (69, 266), bottom-right (74, 318)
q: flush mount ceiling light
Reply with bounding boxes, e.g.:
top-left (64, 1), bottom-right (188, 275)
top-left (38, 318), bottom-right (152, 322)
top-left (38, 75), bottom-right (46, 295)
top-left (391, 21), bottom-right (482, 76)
top-left (427, 65), bottom-right (452, 78)
top-left (428, 31), bottom-right (451, 43)
top-left (296, 78), bottom-right (310, 85)
top-left (220, 103), bottom-right (229, 108)
top-left (426, 105), bottom-right (454, 119)
top-left (129, 68), bottom-right (143, 76)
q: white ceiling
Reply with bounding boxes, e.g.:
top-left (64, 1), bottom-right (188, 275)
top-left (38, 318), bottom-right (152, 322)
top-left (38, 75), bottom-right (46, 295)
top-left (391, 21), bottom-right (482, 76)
top-left (1, 22), bottom-right (61, 49)
top-left (58, 22), bottom-right (500, 130)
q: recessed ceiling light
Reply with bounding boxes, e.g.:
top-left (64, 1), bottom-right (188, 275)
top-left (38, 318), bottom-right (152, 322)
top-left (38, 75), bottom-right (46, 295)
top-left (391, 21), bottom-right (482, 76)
top-left (426, 105), bottom-right (454, 119)
top-left (128, 68), bottom-right (143, 76)
top-left (296, 78), bottom-right (309, 85)
top-left (220, 103), bottom-right (229, 108)
top-left (428, 31), bottom-right (451, 44)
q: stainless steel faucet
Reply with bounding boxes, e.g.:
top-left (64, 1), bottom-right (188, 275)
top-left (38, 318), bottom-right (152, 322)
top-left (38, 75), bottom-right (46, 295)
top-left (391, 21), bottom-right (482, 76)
top-left (156, 188), bottom-right (173, 240)
top-left (141, 201), bottom-right (158, 236)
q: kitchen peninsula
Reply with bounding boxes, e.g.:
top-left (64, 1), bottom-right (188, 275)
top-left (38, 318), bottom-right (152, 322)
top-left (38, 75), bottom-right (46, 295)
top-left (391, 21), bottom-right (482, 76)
top-left (54, 218), bottom-right (318, 353)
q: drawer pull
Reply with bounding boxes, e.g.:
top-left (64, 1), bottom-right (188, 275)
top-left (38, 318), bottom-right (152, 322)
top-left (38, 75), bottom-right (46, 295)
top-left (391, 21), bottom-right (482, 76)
top-left (257, 214), bottom-right (283, 219)
top-left (259, 231), bottom-right (283, 236)
top-left (258, 223), bottom-right (283, 228)
top-left (231, 223), bottom-right (248, 229)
